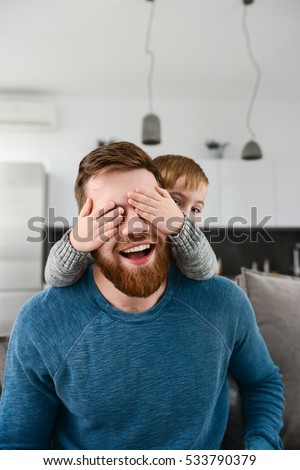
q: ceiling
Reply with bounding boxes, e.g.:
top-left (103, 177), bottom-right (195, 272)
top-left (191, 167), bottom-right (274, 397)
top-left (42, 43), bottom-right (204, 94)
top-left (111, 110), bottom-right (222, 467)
top-left (0, 0), bottom-right (299, 101)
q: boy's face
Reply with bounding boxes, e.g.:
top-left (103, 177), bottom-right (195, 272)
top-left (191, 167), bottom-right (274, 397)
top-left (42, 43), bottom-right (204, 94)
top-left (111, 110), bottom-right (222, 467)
top-left (167, 176), bottom-right (208, 224)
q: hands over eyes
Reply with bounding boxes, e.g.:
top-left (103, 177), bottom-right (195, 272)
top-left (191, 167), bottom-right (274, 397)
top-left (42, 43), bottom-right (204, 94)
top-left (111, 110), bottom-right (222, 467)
top-left (127, 186), bottom-right (184, 236)
top-left (69, 198), bottom-right (124, 252)
top-left (69, 186), bottom-right (185, 252)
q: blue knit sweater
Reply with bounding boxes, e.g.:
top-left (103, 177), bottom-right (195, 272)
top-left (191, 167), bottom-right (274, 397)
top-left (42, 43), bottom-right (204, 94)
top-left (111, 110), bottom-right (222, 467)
top-left (0, 264), bottom-right (284, 450)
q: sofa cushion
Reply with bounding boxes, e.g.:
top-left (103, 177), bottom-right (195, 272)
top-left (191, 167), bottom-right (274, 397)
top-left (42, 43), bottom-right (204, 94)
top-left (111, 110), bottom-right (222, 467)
top-left (0, 336), bottom-right (9, 395)
top-left (236, 268), bottom-right (300, 450)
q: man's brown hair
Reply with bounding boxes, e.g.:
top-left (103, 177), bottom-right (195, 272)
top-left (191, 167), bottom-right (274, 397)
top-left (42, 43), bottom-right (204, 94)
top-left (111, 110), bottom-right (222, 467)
top-left (74, 141), bottom-right (165, 210)
top-left (152, 155), bottom-right (209, 191)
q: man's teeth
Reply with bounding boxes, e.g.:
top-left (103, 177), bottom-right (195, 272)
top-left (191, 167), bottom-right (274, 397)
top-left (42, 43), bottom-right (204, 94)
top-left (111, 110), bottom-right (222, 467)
top-left (122, 244), bottom-right (150, 254)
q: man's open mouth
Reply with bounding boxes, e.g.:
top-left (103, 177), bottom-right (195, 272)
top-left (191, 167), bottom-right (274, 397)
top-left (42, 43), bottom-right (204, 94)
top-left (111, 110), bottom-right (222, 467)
top-left (119, 244), bottom-right (154, 261)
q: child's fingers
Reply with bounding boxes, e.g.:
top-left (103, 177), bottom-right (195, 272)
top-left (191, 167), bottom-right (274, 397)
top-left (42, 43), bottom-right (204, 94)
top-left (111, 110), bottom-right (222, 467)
top-left (79, 198), bottom-right (93, 217)
top-left (131, 188), bottom-right (161, 202)
top-left (90, 223), bottom-right (119, 246)
top-left (155, 186), bottom-right (171, 198)
top-left (134, 208), bottom-right (155, 223)
top-left (134, 187), bottom-right (146, 194)
top-left (99, 226), bottom-right (118, 242)
top-left (128, 198), bottom-right (157, 215)
top-left (127, 192), bottom-right (159, 209)
top-left (96, 207), bottom-right (124, 230)
top-left (92, 201), bottom-right (120, 220)
top-left (98, 214), bottom-right (123, 237)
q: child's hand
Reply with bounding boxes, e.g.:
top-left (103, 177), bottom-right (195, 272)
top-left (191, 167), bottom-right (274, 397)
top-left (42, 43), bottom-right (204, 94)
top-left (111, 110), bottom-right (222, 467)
top-left (69, 198), bottom-right (124, 252)
top-left (127, 186), bottom-right (184, 236)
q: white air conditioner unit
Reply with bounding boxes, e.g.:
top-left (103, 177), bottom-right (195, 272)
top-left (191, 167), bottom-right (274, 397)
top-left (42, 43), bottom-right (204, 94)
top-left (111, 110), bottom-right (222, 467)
top-left (0, 101), bottom-right (56, 130)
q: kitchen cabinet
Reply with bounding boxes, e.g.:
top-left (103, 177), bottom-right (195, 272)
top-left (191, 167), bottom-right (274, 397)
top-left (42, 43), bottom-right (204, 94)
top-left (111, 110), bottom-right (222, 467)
top-left (0, 162), bottom-right (46, 336)
top-left (47, 158), bottom-right (79, 228)
top-left (196, 159), bottom-right (220, 228)
top-left (218, 160), bottom-right (276, 227)
top-left (274, 160), bottom-right (300, 227)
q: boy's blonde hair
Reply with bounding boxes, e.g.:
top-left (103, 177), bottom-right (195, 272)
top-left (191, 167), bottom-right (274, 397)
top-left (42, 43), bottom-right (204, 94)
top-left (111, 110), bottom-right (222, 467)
top-left (152, 155), bottom-right (209, 191)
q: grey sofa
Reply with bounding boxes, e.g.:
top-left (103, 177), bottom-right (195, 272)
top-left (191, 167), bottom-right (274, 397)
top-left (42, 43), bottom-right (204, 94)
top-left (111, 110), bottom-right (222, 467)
top-left (0, 336), bottom-right (8, 397)
top-left (223, 268), bottom-right (300, 450)
top-left (1, 268), bottom-right (299, 449)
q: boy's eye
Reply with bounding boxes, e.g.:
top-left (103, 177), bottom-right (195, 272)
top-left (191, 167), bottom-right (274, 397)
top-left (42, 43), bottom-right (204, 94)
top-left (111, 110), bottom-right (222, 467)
top-left (172, 198), bottom-right (181, 207)
top-left (192, 207), bottom-right (202, 214)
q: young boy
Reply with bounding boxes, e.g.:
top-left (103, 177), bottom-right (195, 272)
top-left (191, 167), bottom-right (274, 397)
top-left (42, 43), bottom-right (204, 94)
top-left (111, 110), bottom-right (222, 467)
top-left (44, 154), bottom-right (216, 286)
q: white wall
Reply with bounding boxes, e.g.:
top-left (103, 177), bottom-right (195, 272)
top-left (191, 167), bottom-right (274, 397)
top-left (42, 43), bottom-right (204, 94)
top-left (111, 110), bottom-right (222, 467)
top-left (0, 94), bottom-right (299, 226)
top-left (0, 94), bottom-right (299, 220)
top-left (0, 94), bottom-right (299, 168)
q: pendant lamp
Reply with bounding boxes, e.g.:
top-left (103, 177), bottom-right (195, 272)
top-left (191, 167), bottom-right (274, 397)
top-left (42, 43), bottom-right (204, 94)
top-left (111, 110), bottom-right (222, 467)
top-left (241, 0), bottom-right (262, 159)
top-left (142, 0), bottom-right (161, 145)
top-left (241, 140), bottom-right (262, 160)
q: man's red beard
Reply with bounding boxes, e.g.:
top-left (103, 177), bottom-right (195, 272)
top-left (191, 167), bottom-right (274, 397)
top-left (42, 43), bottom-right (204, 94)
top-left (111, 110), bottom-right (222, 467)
top-left (92, 237), bottom-right (171, 298)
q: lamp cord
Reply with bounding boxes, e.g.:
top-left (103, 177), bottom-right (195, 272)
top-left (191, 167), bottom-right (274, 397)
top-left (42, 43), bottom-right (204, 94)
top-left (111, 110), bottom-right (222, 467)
top-left (145, 0), bottom-right (156, 114)
top-left (242, 4), bottom-right (262, 140)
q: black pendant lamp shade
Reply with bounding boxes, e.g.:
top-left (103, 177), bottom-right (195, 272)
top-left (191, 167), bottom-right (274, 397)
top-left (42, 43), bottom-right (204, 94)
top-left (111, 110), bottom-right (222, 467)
top-left (142, 0), bottom-right (161, 145)
top-left (241, 140), bottom-right (262, 160)
top-left (142, 113), bottom-right (161, 145)
top-left (241, 0), bottom-right (262, 160)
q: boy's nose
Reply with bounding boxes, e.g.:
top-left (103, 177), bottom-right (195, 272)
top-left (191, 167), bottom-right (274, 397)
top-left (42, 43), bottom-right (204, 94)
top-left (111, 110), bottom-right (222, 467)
top-left (118, 206), bottom-right (150, 238)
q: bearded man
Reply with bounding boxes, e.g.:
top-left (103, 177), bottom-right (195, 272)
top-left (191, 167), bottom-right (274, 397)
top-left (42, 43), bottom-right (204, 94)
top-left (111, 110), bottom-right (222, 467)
top-left (0, 142), bottom-right (284, 450)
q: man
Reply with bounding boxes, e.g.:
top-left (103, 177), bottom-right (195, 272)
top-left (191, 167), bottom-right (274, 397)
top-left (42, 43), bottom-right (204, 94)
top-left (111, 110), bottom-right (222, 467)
top-left (0, 142), bottom-right (284, 450)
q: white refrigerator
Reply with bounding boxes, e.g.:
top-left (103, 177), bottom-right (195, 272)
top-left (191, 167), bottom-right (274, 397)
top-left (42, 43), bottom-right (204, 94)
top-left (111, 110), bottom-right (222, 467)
top-left (0, 162), bottom-right (46, 336)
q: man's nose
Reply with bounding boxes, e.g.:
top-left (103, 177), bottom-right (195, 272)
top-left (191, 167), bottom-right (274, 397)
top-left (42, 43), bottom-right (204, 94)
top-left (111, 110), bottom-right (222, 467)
top-left (118, 206), bottom-right (149, 238)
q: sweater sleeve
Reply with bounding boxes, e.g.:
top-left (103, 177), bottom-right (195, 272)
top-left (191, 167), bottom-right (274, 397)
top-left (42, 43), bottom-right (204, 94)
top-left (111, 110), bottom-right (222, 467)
top-left (44, 229), bottom-right (92, 287)
top-left (168, 214), bottom-right (217, 280)
top-left (0, 319), bottom-right (60, 449)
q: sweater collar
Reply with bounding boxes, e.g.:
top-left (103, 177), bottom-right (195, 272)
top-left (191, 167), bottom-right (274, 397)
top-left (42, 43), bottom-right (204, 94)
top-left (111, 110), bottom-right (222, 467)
top-left (86, 262), bottom-right (177, 323)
